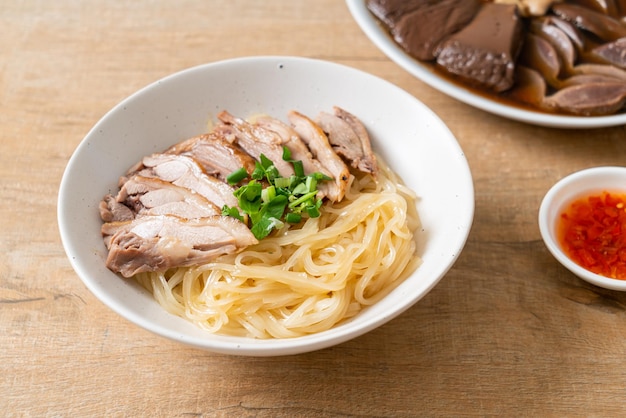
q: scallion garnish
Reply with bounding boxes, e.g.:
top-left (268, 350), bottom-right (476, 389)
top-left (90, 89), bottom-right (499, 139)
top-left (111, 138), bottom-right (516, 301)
top-left (222, 147), bottom-right (331, 240)
top-left (226, 167), bottom-right (248, 185)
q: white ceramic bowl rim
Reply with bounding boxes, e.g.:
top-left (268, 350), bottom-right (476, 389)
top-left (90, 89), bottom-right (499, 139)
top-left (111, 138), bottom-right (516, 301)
top-left (346, 0), bottom-right (626, 129)
top-left (58, 56), bottom-right (475, 355)
top-left (539, 166), bottom-right (626, 291)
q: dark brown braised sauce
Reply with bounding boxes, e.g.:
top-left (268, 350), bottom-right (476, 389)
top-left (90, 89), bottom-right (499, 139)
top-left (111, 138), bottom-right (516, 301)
top-left (367, 0), bottom-right (626, 117)
top-left (427, 59), bottom-right (555, 114)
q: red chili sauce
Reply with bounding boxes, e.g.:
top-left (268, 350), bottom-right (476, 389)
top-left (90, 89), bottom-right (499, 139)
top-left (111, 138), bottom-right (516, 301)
top-left (558, 191), bottom-right (626, 280)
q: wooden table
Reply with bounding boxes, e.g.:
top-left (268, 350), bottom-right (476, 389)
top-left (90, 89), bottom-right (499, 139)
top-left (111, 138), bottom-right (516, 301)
top-left (3, 1), bottom-right (626, 415)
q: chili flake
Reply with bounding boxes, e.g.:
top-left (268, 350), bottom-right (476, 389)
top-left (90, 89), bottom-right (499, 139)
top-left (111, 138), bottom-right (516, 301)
top-left (558, 191), bottom-right (626, 280)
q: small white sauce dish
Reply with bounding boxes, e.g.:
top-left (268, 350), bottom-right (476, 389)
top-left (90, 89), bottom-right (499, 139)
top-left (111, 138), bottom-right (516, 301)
top-left (538, 166), bottom-right (626, 291)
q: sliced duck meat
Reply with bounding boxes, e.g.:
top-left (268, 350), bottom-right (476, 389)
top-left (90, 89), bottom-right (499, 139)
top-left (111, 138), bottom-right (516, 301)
top-left (435, 3), bottom-right (524, 92)
top-left (552, 4), bottom-right (626, 41)
top-left (132, 153), bottom-right (239, 209)
top-left (287, 111), bottom-right (350, 202)
top-left (315, 107), bottom-right (378, 177)
top-left (216, 111), bottom-right (295, 177)
top-left (108, 175), bottom-right (221, 221)
top-left (543, 81), bottom-right (626, 115)
top-left (102, 215), bottom-right (258, 277)
top-left (253, 115), bottom-right (327, 174)
top-left (254, 115), bottom-right (337, 200)
top-left (376, 0), bottom-right (481, 61)
top-left (164, 132), bottom-right (256, 182)
top-left (100, 195), bottom-right (135, 223)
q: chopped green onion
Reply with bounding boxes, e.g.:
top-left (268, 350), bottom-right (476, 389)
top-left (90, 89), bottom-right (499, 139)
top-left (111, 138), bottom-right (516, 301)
top-left (312, 172), bottom-right (332, 181)
top-left (260, 154), bottom-right (274, 169)
top-left (289, 191), bottom-right (318, 209)
top-left (282, 146), bottom-right (292, 161)
top-left (292, 160), bottom-right (304, 177)
top-left (274, 177), bottom-right (291, 189)
top-left (282, 146), bottom-right (304, 177)
top-left (306, 176), bottom-right (317, 192)
top-left (251, 162), bottom-right (265, 180)
top-left (285, 212), bottom-right (302, 224)
top-left (226, 167), bottom-right (248, 185)
top-left (306, 205), bottom-right (321, 218)
top-left (291, 182), bottom-right (308, 195)
top-left (222, 152), bottom-right (331, 240)
top-left (261, 185), bottom-right (276, 203)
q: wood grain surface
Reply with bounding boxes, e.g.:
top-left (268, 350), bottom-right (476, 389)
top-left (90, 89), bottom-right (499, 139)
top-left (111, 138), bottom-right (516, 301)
top-left (2, 1), bottom-right (626, 416)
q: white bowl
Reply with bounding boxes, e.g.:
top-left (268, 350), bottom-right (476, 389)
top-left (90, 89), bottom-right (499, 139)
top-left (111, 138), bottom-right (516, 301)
top-left (346, 0), bottom-right (626, 129)
top-left (539, 167), bottom-right (626, 291)
top-left (58, 56), bottom-right (474, 356)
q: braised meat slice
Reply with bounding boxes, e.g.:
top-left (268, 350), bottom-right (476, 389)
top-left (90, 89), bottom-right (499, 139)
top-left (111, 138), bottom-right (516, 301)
top-left (315, 107), bottom-right (378, 177)
top-left (552, 3), bottom-right (626, 42)
top-left (368, 0), bottom-right (481, 61)
top-left (254, 115), bottom-right (337, 200)
top-left (436, 3), bottom-right (524, 92)
top-left (543, 82), bottom-right (626, 115)
top-left (103, 175), bottom-right (221, 221)
top-left (164, 132), bottom-right (256, 182)
top-left (287, 111), bottom-right (350, 203)
top-left (100, 195), bottom-right (134, 223)
top-left (590, 38), bottom-right (626, 70)
top-left (572, 63), bottom-right (626, 80)
top-left (529, 17), bottom-right (578, 73)
top-left (519, 32), bottom-right (562, 88)
top-left (102, 215), bottom-right (258, 278)
top-left (254, 115), bottom-right (327, 174)
top-left (366, 0), bottom-right (427, 27)
top-left (216, 111), bottom-right (295, 177)
top-left (99, 107), bottom-right (382, 277)
top-left (564, 0), bottom-right (621, 16)
top-left (506, 65), bottom-right (548, 107)
top-left (131, 153), bottom-right (239, 209)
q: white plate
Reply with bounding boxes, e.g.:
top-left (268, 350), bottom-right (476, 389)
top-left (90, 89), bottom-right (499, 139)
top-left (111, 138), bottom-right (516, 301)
top-left (58, 56), bottom-right (474, 356)
top-left (346, 0), bottom-right (626, 129)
